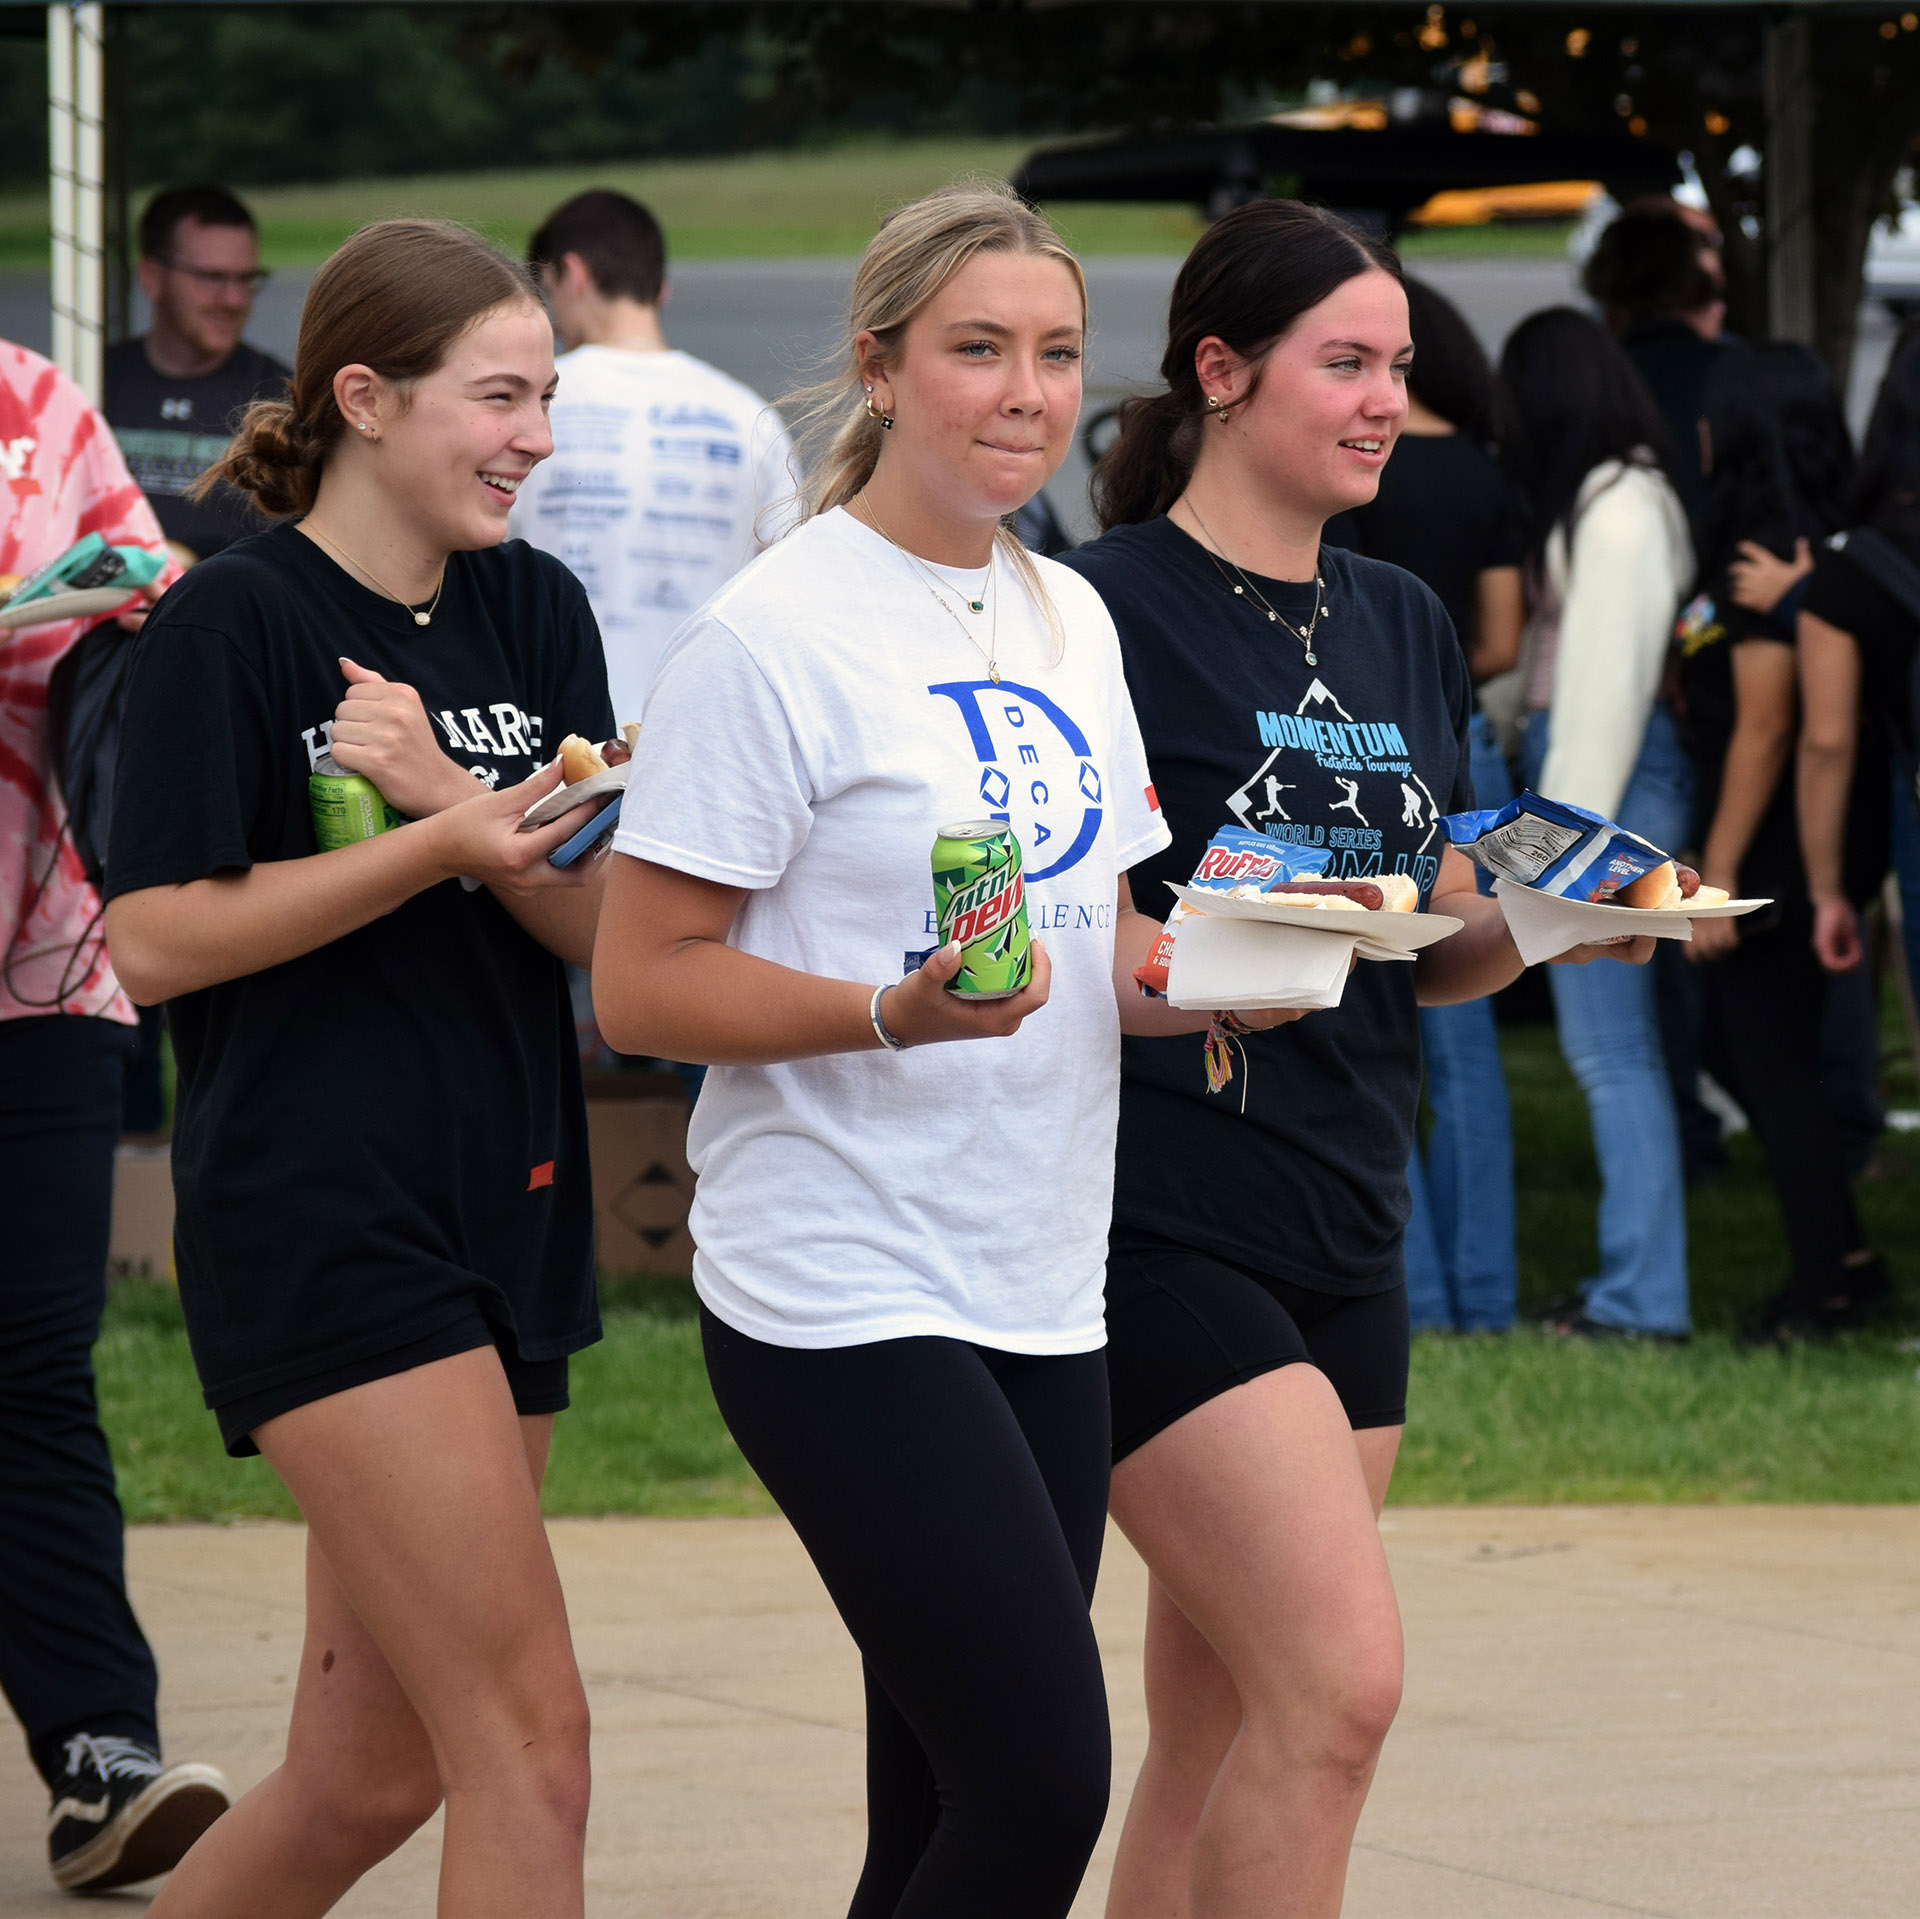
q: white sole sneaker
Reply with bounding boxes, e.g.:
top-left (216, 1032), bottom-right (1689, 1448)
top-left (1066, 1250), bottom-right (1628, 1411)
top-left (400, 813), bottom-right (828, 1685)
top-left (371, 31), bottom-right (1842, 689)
top-left (50, 1761), bottom-right (232, 1891)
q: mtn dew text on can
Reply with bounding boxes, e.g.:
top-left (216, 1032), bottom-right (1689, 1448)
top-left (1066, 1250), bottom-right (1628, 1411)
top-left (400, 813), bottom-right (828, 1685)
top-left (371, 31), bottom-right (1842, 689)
top-left (932, 820), bottom-right (1033, 999)
top-left (309, 750), bottom-right (403, 852)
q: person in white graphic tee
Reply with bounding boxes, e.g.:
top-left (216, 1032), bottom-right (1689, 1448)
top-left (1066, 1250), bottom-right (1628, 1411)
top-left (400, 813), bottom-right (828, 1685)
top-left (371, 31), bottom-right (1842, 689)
top-left (510, 189), bottom-right (800, 723)
top-left (593, 182), bottom-right (1298, 1919)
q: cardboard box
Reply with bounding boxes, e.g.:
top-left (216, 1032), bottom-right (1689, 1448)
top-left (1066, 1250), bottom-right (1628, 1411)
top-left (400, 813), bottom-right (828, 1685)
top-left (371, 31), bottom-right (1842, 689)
top-left (584, 1074), bottom-right (696, 1278)
top-left (105, 1083), bottom-right (699, 1284)
top-left (110, 1143), bottom-right (175, 1278)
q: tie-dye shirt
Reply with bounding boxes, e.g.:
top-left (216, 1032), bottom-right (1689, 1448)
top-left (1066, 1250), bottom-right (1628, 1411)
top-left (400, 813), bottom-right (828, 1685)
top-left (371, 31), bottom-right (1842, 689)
top-left (1, 340), bottom-right (172, 1023)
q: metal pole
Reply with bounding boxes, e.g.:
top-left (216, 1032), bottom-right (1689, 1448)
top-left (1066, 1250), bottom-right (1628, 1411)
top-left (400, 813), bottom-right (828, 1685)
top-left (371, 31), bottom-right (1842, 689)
top-left (47, 1), bottom-right (76, 383)
top-left (74, 3), bottom-right (106, 401)
top-left (1763, 12), bottom-right (1817, 345)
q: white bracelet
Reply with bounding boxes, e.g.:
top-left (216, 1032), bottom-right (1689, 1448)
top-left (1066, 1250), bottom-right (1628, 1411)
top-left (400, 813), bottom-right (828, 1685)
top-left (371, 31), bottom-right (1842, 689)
top-left (869, 982), bottom-right (908, 1052)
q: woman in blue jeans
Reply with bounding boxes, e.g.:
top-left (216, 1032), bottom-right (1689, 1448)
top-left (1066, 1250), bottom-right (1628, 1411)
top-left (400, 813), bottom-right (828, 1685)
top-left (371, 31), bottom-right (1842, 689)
top-left (1502, 310), bottom-right (1697, 1338)
top-left (1404, 711), bottom-right (1520, 1329)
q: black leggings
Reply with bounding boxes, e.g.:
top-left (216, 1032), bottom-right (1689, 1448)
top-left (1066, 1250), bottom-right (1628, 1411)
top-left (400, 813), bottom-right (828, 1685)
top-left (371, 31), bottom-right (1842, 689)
top-left (1702, 910), bottom-right (1867, 1302)
top-left (700, 1307), bottom-right (1111, 1919)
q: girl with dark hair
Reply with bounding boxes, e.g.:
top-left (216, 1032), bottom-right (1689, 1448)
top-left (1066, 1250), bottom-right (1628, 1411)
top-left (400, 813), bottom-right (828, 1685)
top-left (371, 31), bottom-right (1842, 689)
top-left (103, 220), bottom-right (611, 1917)
top-left (1677, 343), bottom-right (1889, 1339)
top-left (1500, 307), bottom-right (1696, 1340)
top-left (1061, 201), bottom-right (1647, 1919)
top-left (1325, 274), bottom-right (1526, 1333)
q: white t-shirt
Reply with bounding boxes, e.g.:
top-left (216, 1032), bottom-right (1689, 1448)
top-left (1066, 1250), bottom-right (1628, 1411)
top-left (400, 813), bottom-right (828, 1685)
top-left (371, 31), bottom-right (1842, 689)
top-left (509, 345), bottom-right (801, 723)
top-left (615, 507), bottom-right (1170, 1353)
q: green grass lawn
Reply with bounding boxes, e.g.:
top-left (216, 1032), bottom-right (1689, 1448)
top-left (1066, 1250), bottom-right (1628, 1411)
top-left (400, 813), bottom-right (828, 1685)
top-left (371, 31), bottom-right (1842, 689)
top-left (97, 1022), bottom-right (1920, 1521)
top-left (0, 140), bottom-right (1579, 272)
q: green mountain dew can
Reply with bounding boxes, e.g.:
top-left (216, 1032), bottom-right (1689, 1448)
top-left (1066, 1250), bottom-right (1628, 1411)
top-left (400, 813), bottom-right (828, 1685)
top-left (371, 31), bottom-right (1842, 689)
top-left (932, 819), bottom-right (1033, 999)
top-left (309, 750), bottom-right (402, 852)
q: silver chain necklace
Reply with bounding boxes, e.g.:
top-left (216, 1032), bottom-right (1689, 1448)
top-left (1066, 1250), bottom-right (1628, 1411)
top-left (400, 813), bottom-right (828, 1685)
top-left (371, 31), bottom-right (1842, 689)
top-left (857, 495), bottom-right (1002, 684)
top-left (1183, 502), bottom-right (1326, 667)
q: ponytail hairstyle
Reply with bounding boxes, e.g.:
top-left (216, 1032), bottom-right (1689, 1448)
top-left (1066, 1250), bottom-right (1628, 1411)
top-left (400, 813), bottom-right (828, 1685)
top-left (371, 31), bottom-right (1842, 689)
top-left (787, 178), bottom-right (1087, 625)
top-left (198, 219), bottom-right (542, 519)
top-left (1093, 200), bottom-right (1400, 531)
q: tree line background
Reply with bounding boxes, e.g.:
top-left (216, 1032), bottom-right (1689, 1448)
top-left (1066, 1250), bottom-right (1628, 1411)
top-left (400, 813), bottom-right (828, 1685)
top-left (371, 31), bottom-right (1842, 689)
top-left (3, 2), bottom-right (1917, 374)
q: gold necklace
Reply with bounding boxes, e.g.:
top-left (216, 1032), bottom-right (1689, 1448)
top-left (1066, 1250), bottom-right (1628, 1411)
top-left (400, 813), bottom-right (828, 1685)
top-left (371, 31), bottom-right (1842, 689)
top-left (1182, 502), bottom-right (1326, 667)
top-left (303, 523), bottom-right (447, 628)
top-left (856, 495), bottom-right (1002, 684)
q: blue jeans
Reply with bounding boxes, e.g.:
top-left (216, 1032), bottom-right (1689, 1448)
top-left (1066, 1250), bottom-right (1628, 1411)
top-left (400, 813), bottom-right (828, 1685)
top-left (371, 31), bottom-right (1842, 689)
top-left (1520, 706), bottom-right (1694, 1335)
top-left (1406, 712), bottom-right (1518, 1331)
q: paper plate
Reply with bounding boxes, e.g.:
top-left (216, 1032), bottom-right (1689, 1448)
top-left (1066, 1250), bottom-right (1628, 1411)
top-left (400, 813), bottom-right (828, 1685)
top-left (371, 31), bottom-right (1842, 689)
top-left (1489, 877), bottom-right (1772, 966)
top-left (1167, 883), bottom-right (1464, 955)
top-left (0, 586), bottom-right (138, 630)
top-left (518, 763), bottom-right (629, 830)
top-left (1528, 892), bottom-right (1770, 923)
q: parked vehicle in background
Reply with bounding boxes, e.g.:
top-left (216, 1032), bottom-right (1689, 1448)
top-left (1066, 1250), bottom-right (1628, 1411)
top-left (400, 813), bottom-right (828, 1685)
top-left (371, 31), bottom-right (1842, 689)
top-left (1866, 201), bottom-right (1920, 316)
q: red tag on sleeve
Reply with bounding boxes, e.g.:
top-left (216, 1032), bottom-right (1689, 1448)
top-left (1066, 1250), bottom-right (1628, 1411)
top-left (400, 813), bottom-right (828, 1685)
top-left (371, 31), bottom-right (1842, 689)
top-left (527, 1161), bottom-right (554, 1191)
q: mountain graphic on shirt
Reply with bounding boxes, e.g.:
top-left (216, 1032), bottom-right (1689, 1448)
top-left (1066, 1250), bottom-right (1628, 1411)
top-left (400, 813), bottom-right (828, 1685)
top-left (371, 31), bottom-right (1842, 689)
top-left (1296, 677), bottom-right (1356, 722)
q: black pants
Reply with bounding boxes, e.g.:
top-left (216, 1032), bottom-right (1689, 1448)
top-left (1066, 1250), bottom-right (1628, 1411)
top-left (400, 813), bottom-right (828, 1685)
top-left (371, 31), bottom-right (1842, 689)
top-left (700, 1308), bottom-right (1112, 1919)
top-left (1702, 914), bottom-right (1866, 1304)
top-left (0, 1015), bottom-right (159, 1787)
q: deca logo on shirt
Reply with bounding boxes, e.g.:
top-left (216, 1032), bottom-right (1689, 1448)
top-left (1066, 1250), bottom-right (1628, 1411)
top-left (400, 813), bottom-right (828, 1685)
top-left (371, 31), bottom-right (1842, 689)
top-left (927, 678), bottom-right (1104, 882)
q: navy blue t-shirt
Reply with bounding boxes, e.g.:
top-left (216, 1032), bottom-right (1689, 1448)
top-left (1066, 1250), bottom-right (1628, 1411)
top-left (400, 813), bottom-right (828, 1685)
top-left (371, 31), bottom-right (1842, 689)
top-left (1059, 516), bottom-right (1474, 1294)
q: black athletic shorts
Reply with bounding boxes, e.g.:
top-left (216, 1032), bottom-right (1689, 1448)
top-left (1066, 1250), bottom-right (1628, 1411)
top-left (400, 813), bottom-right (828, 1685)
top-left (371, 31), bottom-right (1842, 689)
top-left (1106, 1224), bottom-right (1410, 1464)
top-left (213, 1307), bottom-right (571, 1457)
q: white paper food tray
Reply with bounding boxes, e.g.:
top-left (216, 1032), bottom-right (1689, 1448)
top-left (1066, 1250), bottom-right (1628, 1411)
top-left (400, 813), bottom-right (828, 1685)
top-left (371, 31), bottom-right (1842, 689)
top-left (1164, 914), bottom-right (1361, 1011)
top-left (1491, 877), bottom-right (1770, 965)
top-left (1166, 883), bottom-right (1463, 962)
top-left (519, 763), bottom-right (629, 830)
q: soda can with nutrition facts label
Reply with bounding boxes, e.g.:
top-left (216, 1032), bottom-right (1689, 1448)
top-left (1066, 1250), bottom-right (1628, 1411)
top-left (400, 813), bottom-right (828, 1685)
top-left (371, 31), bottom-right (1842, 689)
top-left (931, 820), bottom-right (1034, 999)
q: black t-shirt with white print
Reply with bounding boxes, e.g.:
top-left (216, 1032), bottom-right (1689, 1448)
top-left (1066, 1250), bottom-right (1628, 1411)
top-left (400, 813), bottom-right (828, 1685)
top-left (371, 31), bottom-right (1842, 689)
top-left (1059, 516), bottom-right (1475, 1296)
top-left (104, 522), bottom-right (614, 1411)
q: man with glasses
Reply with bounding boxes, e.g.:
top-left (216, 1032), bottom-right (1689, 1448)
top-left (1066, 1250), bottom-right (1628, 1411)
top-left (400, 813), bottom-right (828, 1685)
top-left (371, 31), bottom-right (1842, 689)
top-left (103, 184), bottom-right (288, 568)
top-left (103, 188), bottom-right (286, 1136)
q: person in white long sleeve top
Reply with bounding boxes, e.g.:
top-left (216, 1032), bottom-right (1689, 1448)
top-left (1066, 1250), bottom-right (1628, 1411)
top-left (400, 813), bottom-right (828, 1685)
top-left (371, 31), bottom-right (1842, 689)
top-left (1503, 308), bottom-right (1696, 1337)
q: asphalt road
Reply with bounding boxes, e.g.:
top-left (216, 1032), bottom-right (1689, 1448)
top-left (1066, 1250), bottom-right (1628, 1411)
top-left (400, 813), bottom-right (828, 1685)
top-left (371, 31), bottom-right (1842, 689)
top-left (1, 253), bottom-right (1896, 535)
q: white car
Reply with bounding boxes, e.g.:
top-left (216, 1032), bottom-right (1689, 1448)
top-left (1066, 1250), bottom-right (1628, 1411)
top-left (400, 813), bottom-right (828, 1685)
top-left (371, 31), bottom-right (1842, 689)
top-left (1866, 203), bottom-right (1920, 315)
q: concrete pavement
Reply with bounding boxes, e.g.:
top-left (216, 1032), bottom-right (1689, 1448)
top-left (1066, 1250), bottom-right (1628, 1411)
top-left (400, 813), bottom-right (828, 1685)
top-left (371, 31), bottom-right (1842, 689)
top-left (3, 1507), bottom-right (1918, 1916)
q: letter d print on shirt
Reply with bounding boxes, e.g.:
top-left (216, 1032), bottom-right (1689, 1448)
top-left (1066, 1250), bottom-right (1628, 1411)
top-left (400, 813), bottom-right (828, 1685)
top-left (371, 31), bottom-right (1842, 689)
top-left (927, 678), bottom-right (1105, 882)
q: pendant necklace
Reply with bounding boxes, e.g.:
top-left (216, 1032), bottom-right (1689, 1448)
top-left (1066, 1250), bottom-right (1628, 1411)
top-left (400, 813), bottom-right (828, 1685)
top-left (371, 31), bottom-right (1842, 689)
top-left (1183, 502), bottom-right (1326, 666)
top-left (304, 523), bottom-right (446, 628)
top-left (856, 494), bottom-right (1001, 683)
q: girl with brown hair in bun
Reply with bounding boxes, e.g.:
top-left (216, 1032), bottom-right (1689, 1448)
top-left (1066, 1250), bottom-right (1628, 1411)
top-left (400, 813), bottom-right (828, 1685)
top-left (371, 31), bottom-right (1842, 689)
top-left (103, 220), bottom-right (612, 1917)
top-left (1059, 201), bottom-right (1650, 1918)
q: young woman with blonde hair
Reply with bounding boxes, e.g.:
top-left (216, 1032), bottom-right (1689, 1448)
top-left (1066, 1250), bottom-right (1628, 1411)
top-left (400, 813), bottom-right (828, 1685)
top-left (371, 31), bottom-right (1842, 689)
top-left (103, 220), bottom-right (612, 1917)
top-left (593, 180), bottom-right (1291, 1917)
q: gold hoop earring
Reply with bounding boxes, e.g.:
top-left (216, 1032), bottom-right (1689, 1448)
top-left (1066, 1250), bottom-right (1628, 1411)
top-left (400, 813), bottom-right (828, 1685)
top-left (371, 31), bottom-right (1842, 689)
top-left (1206, 394), bottom-right (1230, 421)
top-left (863, 388), bottom-right (894, 431)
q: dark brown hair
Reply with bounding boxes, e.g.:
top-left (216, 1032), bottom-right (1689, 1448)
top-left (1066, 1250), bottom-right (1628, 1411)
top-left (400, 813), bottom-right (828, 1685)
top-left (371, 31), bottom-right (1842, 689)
top-left (200, 219), bottom-right (540, 519)
top-left (528, 189), bottom-right (666, 306)
top-left (139, 182), bottom-right (254, 260)
top-left (1093, 200), bottom-right (1400, 530)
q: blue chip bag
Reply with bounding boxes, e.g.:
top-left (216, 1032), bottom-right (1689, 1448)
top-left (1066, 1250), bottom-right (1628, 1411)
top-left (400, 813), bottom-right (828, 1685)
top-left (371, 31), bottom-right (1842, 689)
top-left (1187, 825), bottom-right (1334, 895)
top-left (1440, 791), bottom-right (1671, 901)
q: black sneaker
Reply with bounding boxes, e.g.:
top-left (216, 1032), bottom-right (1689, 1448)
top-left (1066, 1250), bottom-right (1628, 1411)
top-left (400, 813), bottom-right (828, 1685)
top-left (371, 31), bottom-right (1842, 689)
top-left (47, 1732), bottom-right (231, 1892)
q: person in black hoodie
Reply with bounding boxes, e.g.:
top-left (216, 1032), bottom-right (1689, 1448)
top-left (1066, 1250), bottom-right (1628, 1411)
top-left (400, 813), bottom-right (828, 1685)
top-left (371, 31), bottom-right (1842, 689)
top-left (1677, 343), bottom-right (1890, 1340)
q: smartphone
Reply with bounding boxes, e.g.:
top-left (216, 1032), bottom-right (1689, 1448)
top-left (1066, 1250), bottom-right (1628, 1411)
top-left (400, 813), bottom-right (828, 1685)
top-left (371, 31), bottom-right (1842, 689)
top-left (8, 534), bottom-right (167, 605)
top-left (547, 793), bottom-right (623, 869)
